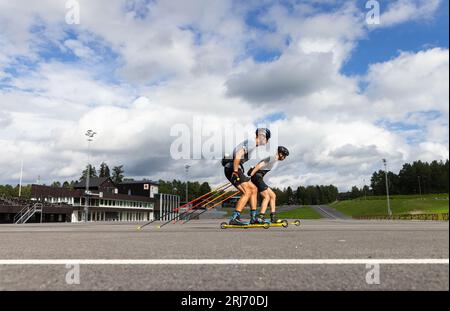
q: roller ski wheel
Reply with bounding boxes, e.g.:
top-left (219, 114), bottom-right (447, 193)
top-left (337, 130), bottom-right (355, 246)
top-left (263, 222), bottom-right (270, 229)
top-left (282, 220), bottom-right (289, 228)
top-left (293, 220), bottom-right (301, 226)
top-left (220, 222), bottom-right (227, 229)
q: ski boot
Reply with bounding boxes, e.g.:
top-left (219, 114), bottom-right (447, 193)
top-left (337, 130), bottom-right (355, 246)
top-left (257, 213), bottom-right (270, 224)
top-left (270, 213), bottom-right (282, 224)
top-left (229, 211), bottom-right (247, 225)
top-left (250, 210), bottom-right (265, 224)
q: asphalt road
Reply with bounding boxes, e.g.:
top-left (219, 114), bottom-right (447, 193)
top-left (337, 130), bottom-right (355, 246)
top-left (310, 205), bottom-right (351, 219)
top-left (0, 219), bottom-right (448, 290)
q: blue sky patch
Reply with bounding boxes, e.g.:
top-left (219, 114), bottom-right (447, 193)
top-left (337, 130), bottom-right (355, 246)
top-left (406, 110), bottom-right (443, 121)
top-left (376, 119), bottom-right (423, 132)
top-left (123, 0), bottom-right (155, 20)
top-left (180, 25), bottom-right (203, 45)
top-left (245, 4), bottom-right (277, 32)
top-left (343, 0), bottom-right (449, 76)
top-left (255, 112), bottom-right (286, 126)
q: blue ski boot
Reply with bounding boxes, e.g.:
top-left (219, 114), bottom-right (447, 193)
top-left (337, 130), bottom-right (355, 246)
top-left (229, 211), bottom-right (247, 225)
top-left (257, 213), bottom-right (270, 224)
top-left (250, 210), bottom-right (264, 224)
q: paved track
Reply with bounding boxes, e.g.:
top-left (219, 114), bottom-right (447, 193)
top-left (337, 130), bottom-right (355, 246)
top-left (310, 205), bottom-right (351, 219)
top-left (0, 219), bottom-right (448, 290)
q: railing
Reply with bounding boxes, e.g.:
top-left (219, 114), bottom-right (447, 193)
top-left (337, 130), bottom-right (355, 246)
top-left (14, 203), bottom-right (44, 224)
top-left (353, 213), bottom-right (449, 221)
top-left (13, 204), bottom-right (32, 223)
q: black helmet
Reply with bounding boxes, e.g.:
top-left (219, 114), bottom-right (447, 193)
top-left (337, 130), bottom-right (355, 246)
top-left (278, 146), bottom-right (289, 157)
top-left (256, 128), bottom-right (271, 140)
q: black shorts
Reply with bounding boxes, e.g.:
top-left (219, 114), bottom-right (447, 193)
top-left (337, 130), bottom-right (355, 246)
top-left (251, 172), bottom-right (269, 193)
top-left (224, 166), bottom-right (250, 188)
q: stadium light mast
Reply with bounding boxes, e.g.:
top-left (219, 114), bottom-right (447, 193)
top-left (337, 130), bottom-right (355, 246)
top-left (382, 159), bottom-right (392, 218)
top-left (84, 130), bottom-right (97, 222)
top-left (418, 176), bottom-right (422, 200)
top-left (363, 178), bottom-right (367, 200)
top-left (18, 159), bottom-right (23, 197)
top-left (185, 164), bottom-right (190, 205)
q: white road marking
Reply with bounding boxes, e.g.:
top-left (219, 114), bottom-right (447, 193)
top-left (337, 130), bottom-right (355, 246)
top-left (0, 259), bottom-right (448, 265)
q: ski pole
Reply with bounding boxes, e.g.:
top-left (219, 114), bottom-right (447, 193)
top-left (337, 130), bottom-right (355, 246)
top-left (172, 187), bottom-right (229, 223)
top-left (168, 183), bottom-right (233, 223)
top-left (137, 182), bottom-right (230, 230)
top-left (181, 191), bottom-right (239, 225)
top-left (179, 189), bottom-right (239, 224)
top-left (158, 190), bottom-right (236, 228)
top-left (181, 191), bottom-right (239, 224)
top-left (160, 187), bottom-right (233, 227)
top-left (182, 191), bottom-right (239, 225)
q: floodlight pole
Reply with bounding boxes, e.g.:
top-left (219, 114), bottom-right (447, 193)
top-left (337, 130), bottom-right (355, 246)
top-left (84, 130), bottom-right (97, 222)
top-left (19, 160), bottom-right (23, 197)
top-left (363, 178), bottom-right (367, 200)
top-left (382, 159), bottom-right (392, 218)
top-left (418, 176), bottom-right (422, 199)
top-left (185, 165), bottom-right (190, 205)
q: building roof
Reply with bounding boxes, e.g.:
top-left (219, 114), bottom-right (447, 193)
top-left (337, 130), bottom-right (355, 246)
top-left (31, 184), bottom-right (84, 198)
top-left (31, 184), bottom-right (155, 203)
top-left (119, 180), bottom-right (159, 185)
top-left (73, 177), bottom-right (114, 188)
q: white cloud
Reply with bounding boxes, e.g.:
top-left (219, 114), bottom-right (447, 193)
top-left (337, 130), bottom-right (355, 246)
top-left (0, 0), bottom-right (447, 192)
top-left (225, 51), bottom-right (335, 103)
top-left (418, 142), bottom-right (449, 162)
top-left (63, 39), bottom-right (95, 59)
top-left (374, 0), bottom-right (442, 28)
top-left (365, 48), bottom-right (449, 123)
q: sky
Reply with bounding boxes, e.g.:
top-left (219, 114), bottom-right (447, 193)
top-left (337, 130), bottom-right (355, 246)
top-left (0, 0), bottom-right (448, 191)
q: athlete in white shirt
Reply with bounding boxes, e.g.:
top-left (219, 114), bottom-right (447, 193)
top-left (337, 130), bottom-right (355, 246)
top-left (247, 146), bottom-right (289, 223)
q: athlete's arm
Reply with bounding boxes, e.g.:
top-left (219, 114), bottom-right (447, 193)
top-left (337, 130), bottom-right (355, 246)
top-left (249, 161), bottom-right (266, 176)
top-left (249, 157), bottom-right (269, 176)
top-left (233, 148), bottom-right (245, 173)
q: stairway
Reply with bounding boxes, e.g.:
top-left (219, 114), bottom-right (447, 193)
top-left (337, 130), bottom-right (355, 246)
top-left (14, 203), bottom-right (43, 224)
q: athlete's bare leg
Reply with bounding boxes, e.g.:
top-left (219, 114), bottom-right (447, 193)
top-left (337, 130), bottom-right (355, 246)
top-left (259, 189), bottom-right (271, 214)
top-left (235, 182), bottom-right (253, 212)
top-left (268, 188), bottom-right (277, 213)
top-left (248, 183), bottom-right (258, 211)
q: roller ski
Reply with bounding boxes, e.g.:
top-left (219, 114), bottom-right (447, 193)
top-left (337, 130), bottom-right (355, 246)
top-left (221, 219), bottom-right (300, 229)
top-left (265, 213), bottom-right (301, 227)
top-left (221, 219), bottom-right (289, 229)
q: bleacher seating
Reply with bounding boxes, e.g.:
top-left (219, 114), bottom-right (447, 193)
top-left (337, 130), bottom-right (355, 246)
top-left (0, 194), bottom-right (69, 208)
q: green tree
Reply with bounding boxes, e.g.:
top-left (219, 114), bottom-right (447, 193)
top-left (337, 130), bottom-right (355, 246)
top-left (199, 182), bottom-right (211, 196)
top-left (80, 164), bottom-right (98, 181)
top-left (296, 186), bottom-right (306, 205)
top-left (350, 186), bottom-right (361, 199)
top-left (51, 181), bottom-right (61, 188)
top-left (99, 162), bottom-right (111, 178)
top-left (112, 165), bottom-right (125, 184)
top-left (285, 186), bottom-right (295, 205)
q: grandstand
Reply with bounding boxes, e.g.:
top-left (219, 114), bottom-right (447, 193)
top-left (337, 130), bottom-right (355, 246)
top-left (0, 194), bottom-right (72, 224)
top-left (0, 178), bottom-right (180, 224)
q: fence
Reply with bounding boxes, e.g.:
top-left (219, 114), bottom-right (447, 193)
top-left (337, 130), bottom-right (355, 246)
top-left (354, 213), bottom-right (449, 221)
